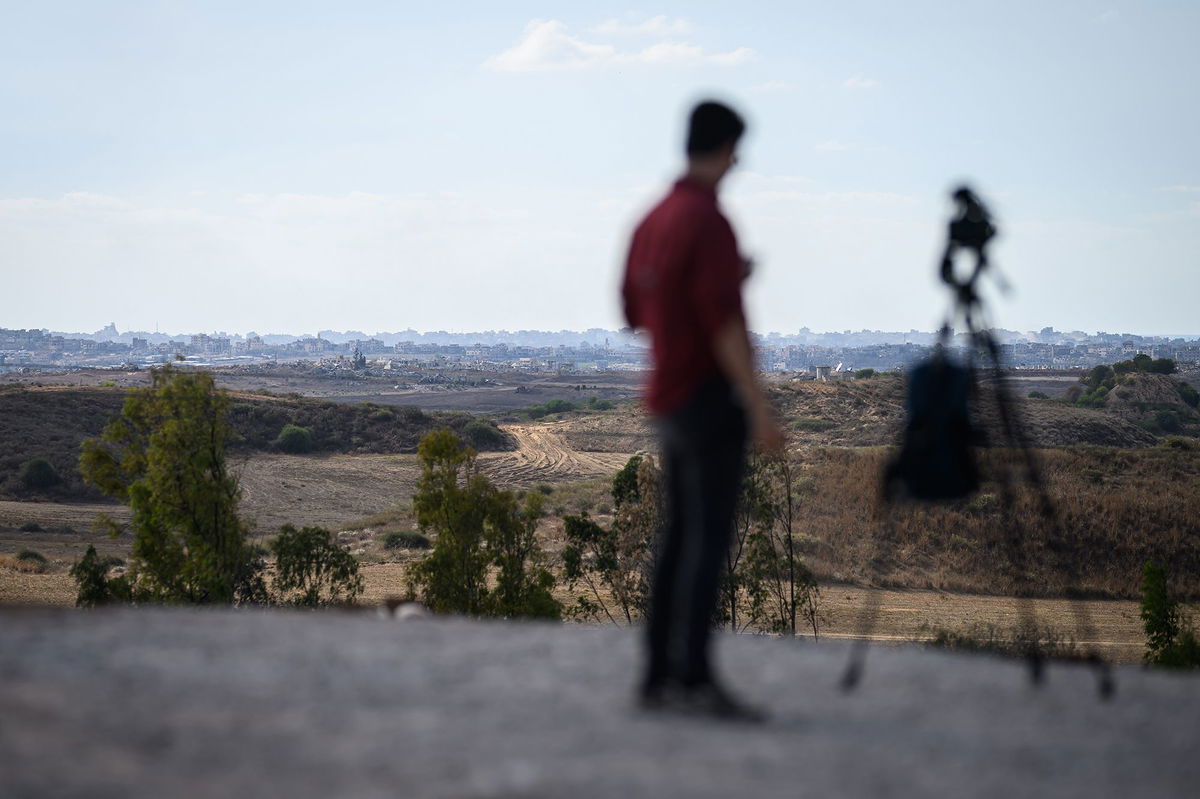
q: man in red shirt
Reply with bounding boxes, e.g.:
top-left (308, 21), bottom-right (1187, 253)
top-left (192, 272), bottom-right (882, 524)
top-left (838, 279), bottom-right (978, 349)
top-left (622, 100), bottom-right (784, 720)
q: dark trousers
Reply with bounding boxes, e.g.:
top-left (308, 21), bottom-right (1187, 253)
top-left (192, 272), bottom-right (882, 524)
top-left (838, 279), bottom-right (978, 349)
top-left (645, 377), bottom-right (747, 687)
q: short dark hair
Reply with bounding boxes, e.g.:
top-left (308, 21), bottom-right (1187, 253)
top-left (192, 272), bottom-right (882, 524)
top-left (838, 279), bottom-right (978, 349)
top-left (686, 101), bottom-right (745, 157)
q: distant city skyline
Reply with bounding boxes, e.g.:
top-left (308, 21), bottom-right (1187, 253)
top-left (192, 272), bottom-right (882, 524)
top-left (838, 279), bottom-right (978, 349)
top-left (4, 3), bottom-right (1198, 335)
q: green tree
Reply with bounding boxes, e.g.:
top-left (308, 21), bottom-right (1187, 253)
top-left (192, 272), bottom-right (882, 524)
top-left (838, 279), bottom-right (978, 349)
top-left (1141, 561), bottom-right (1200, 669)
top-left (19, 457), bottom-right (61, 490)
top-left (408, 428), bottom-right (561, 618)
top-left (485, 491), bottom-right (560, 619)
top-left (271, 524), bottom-right (363, 606)
top-left (77, 365), bottom-right (263, 604)
top-left (562, 455), bottom-right (657, 624)
top-left (718, 455), bottom-right (771, 631)
top-left (408, 428), bottom-right (492, 614)
top-left (744, 456), bottom-right (823, 638)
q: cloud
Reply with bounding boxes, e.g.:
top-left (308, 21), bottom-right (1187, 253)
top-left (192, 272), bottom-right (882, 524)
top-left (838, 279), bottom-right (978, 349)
top-left (484, 19), bottom-right (754, 72)
top-left (591, 15), bottom-right (693, 36)
top-left (1157, 185), bottom-right (1200, 193)
top-left (842, 76), bottom-right (881, 90)
top-left (1096, 9), bottom-right (1120, 24)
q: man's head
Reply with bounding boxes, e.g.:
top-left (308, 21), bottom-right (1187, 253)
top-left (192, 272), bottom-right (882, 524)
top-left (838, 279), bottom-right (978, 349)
top-left (686, 100), bottom-right (745, 185)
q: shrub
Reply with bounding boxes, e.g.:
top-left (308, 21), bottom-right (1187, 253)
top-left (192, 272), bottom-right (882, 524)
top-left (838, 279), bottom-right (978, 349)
top-left (16, 549), bottom-right (48, 573)
top-left (585, 396), bottom-right (615, 411)
top-left (19, 458), bottom-right (62, 490)
top-left (369, 408), bottom-right (395, 423)
top-left (1178, 382), bottom-right (1199, 409)
top-left (1154, 410), bottom-right (1182, 434)
top-left (274, 424), bottom-right (314, 454)
top-left (69, 545), bottom-right (133, 607)
top-left (920, 621), bottom-right (1079, 661)
top-left (1028, 391), bottom-right (1049, 399)
top-left (790, 416), bottom-right (837, 432)
top-left (460, 419), bottom-right (507, 450)
top-left (395, 406), bottom-right (426, 424)
top-left (19, 522), bottom-right (43, 532)
top-left (855, 368), bottom-right (877, 379)
top-left (381, 530), bottom-right (431, 550)
top-left (271, 524), bottom-right (363, 606)
top-left (526, 398), bottom-right (578, 419)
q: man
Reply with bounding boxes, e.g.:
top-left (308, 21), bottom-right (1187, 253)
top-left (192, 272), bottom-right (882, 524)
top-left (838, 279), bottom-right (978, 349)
top-left (621, 100), bottom-right (785, 720)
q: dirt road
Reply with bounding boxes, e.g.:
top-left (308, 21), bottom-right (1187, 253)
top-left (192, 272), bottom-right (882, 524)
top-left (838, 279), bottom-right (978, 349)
top-left (479, 422), bottom-right (633, 489)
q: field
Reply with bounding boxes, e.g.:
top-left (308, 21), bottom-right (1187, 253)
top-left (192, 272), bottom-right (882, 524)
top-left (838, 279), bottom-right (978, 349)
top-left (3, 364), bottom-right (1199, 665)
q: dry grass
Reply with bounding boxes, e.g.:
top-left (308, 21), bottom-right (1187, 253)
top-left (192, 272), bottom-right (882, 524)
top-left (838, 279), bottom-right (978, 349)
top-left (794, 444), bottom-right (1200, 599)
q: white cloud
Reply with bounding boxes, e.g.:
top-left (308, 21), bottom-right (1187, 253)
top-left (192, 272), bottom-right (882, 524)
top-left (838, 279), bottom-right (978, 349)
top-left (484, 19), bottom-right (754, 72)
top-left (1096, 9), bottom-right (1120, 24)
top-left (591, 15), bottom-right (693, 36)
top-left (842, 76), bottom-right (881, 90)
top-left (1157, 185), bottom-right (1200, 193)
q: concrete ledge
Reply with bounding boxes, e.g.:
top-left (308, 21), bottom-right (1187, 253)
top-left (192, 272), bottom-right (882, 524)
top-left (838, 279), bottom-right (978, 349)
top-left (1, 607), bottom-right (1197, 798)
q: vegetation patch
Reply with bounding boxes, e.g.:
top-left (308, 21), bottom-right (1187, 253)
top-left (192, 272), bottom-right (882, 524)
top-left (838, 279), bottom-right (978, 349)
top-left (919, 620), bottom-right (1079, 661)
top-left (380, 530), bottom-right (431, 551)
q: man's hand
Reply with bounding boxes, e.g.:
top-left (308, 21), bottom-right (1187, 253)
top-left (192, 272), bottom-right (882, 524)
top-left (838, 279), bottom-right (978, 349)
top-left (712, 315), bottom-right (788, 456)
top-left (749, 401), bottom-right (786, 456)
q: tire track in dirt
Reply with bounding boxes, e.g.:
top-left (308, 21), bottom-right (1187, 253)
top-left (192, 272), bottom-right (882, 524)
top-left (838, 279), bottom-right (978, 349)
top-left (478, 423), bottom-right (632, 489)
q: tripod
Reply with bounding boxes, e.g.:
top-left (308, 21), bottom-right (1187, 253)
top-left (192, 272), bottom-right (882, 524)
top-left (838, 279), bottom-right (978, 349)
top-left (840, 187), bottom-right (1114, 699)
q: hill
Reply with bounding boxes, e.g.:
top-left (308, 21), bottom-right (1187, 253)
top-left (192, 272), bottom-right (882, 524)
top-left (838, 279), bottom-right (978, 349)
top-left (0, 385), bottom-right (512, 501)
top-left (558, 375), bottom-right (1168, 454)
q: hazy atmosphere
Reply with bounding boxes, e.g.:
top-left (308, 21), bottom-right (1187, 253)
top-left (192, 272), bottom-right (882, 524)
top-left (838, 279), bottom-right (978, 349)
top-left (4, 1), bottom-right (1198, 335)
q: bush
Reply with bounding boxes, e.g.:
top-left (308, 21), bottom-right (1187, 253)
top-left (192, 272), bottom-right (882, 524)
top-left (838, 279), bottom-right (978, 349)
top-left (1154, 410), bottom-right (1182, 434)
top-left (16, 549), bottom-right (48, 572)
top-left (790, 417), bottom-right (837, 432)
top-left (19, 522), bottom-right (43, 532)
top-left (1178, 382), bottom-right (1199, 409)
top-left (274, 423), bottom-right (314, 454)
top-left (526, 398), bottom-right (578, 419)
top-left (381, 530), bottom-right (431, 550)
top-left (69, 545), bottom-right (133, 607)
top-left (585, 396), bottom-right (615, 411)
top-left (920, 621), bottom-right (1079, 661)
top-left (1028, 391), bottom-right (1049, 399)
top-left (19, 458), bottom-right (62, 490)
top-left (271, 524), bottom-right (364, 606)
top-left (854, 368), bottom-right (877, 379)
top-left (460, 419), bottom-right (507, 450)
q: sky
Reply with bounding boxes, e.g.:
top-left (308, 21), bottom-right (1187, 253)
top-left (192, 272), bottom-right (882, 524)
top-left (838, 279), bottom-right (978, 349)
top-left (2, 1), bottom-right (1198, 337)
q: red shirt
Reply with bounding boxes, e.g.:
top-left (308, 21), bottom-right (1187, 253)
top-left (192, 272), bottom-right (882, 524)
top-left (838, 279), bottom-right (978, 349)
top-left (622, 177), bottom-right (746, 415)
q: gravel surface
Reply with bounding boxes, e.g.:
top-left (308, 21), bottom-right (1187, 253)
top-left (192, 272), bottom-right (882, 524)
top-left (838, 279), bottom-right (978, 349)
top-left (1, 607), bottom-right (1196, 798)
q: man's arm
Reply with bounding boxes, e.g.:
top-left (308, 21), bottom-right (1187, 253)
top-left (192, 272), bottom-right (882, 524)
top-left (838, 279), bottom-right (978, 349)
top-left (712, 314), bottom-right (785, 455)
